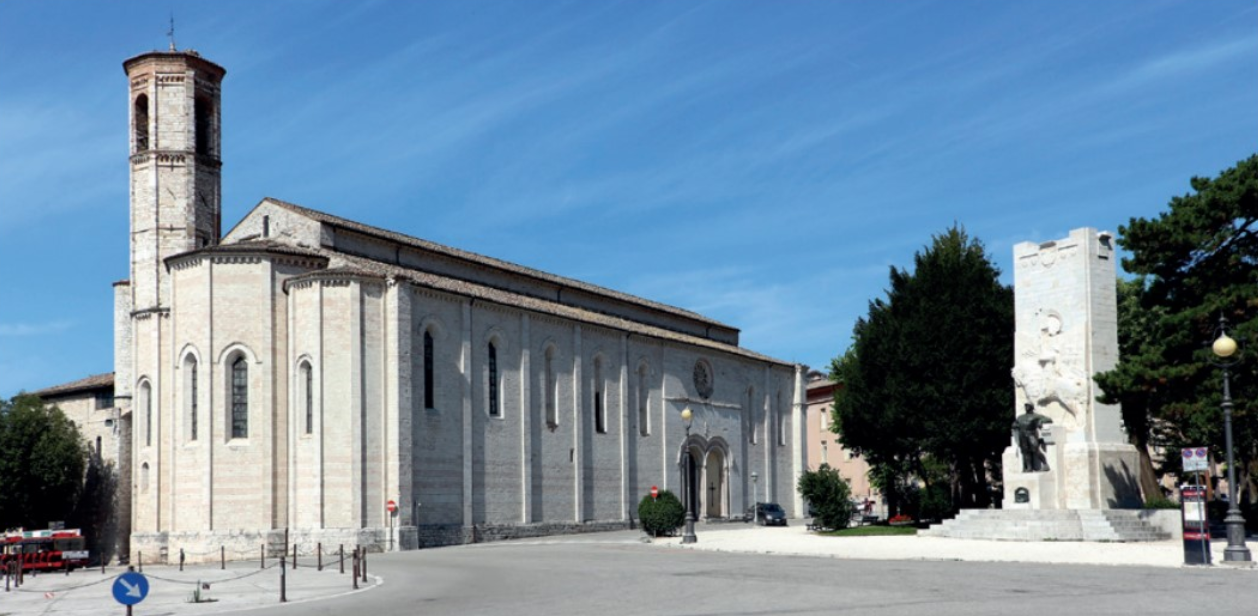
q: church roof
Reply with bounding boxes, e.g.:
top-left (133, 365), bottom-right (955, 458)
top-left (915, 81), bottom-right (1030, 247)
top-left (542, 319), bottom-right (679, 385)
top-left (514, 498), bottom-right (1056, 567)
top-left (260, 197), bottom-right (733, 330)
top-left (166, 238), bottom-right (328, 263)
top-left (285, 252), bottom-right (790, 366)
top-left (30, 372), bottom-right (114, 398)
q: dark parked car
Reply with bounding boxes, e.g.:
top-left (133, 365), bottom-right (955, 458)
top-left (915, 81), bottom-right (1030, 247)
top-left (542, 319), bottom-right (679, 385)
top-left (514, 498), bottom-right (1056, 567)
top-left (752, 502), bottom-right (787, 526)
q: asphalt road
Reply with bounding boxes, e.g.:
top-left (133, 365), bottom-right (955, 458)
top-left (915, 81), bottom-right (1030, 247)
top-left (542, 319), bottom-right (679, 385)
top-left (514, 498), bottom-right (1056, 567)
top-left (243, 535), bottom-right (1255, 616)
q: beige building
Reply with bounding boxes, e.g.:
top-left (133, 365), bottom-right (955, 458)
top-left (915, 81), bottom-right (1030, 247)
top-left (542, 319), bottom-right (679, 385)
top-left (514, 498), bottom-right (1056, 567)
top-left (805, 371), bottom-right (880, 513)
top-left (24, 46), bottom-right (813, 563)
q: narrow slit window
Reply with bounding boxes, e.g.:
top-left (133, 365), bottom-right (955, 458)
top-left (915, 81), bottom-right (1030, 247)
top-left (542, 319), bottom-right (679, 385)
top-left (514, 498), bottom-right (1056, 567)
top-left (141, 380), bottom-right (152, 447)
top-left (189, 359), bottom-right (198, 441)
top-left (423, 331), bottom-right (434, 409)
top-left (134, 94), bottom-right (149, 151)
top-left (594, 358), bottom-right (606, 434)
top-left (303, 362), bottom-right (313, 434)
top-left (637, 364), bottom-right (649, 436)
top-left (488, 342), bottom-right (500, 417)
top-left (544, 348), bottom-right (557, 428)
top-left (231, 356), bottom-right (248, 438)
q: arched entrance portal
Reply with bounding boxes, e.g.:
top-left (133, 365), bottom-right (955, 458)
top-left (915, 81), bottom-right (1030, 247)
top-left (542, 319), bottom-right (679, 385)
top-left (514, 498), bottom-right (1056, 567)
top-left (677, 436), bottom-right (730, 519)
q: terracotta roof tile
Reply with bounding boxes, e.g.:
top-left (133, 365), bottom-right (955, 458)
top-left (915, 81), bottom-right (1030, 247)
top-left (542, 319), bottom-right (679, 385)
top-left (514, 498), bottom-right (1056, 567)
top-left (31, 373), bottom-right (114, 398)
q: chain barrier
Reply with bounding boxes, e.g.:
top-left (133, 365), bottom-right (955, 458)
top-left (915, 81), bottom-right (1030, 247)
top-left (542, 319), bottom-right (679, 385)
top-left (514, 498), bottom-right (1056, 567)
top-left (144, 560), bottom-right (282, 585)
top-left (10, 574), bottom-right (115, 593)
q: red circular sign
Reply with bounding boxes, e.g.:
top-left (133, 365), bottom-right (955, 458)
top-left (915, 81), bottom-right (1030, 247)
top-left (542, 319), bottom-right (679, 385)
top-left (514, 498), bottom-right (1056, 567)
top-left (651, 486), bottom-right (659, 499)
top-left (386, 500), bottom-right (397, 513)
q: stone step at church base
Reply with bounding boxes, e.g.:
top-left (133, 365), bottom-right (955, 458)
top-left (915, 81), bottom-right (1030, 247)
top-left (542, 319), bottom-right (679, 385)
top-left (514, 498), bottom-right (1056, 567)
top-left (920, 509), bottom-right (1173, 542)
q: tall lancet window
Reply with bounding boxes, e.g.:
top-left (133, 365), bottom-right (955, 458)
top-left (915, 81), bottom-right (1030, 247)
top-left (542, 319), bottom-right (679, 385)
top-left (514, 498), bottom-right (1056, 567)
top-left (487, 342), bottom-right (500, 417)
top-left (187, 358), bottom-right (198, 441)
top-left (637, 363), bottom-right (650, 436)
top-left (423, 331), bottom-right (435, 410)
top-left (302, 362), bottom-right (313, 434)
top-left (544, 346), bottom-right (557, 428)
top-left (134, 94), bottom-right (149, 151)
top-left (231, 356), bottom-right (248, 438)
top-left (195, 96), bottom-right (213, 156)
top-left (593, 357), bottom-right (606, 434)
top-left (139, 380), bottom-right (152, 447)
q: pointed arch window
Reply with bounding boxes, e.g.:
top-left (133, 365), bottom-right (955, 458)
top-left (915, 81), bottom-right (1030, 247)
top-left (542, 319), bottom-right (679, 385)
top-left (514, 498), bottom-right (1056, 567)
top-left (195, 96), bottom-right (213, 156)
top-left (544, 346), bottom-right (557, 429)
top-left (301, 361), bottom-right (313, 434)
top-left (777, 390), bottom-right (787, 446)
top-left (747, 386), bottom-right (757, 445)
top-left (593, 357), bottom-right (606, 434)
top-left (139, 380), bottom-right (152, 447)
top-left (134, 94), bottom-right (149, 151)
top-left (487, 342), bottom-right (500, 417)
top-left (637, 363), bottom-right (650, 436)
top-left (423, 331), bottom-right (435, 410)
top-left (231, 356), bottom-right (249, 438)
top-left (184, 355), bottom-right (199, 441)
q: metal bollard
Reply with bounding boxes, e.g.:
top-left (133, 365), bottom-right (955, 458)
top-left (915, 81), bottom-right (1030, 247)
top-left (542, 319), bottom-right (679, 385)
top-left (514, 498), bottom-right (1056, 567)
top-left (361, 547), bottom-right (367, 582)
top-left (318, 542), bottom-right (323, 571)
top-left (101, 554), bottom-right (106, 575)
top-left (138, 552), bottom-right (143, 573)
top-left (221, 546), bottom-right (225, 570)
top-left (260, 545), bottom-right (265, 569)
top-left (280, 554), bottom-right (287, 603)
top-left (292, 543), bottom-right (297, 569)
top-left (352, 550), bottom-right (359, 590)
top-left (339, 544), bottom-right (344, 574)
top-left (180, 548), bottom-right (185, 572)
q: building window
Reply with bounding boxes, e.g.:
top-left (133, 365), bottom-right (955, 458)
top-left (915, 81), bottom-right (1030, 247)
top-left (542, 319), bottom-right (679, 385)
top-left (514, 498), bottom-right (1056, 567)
top-left (195, 96), bottom-right (213, 156)
top-left (187, 357), bottom-right (198, 441)
top-left (747, 387), bottom-right (757, 445)
top-left (487, 342), bottom-right (500, 417)
top-left (544, 346), bottom-right (557, 429)
top-left (778, 391), bottom-right (787, 446)
top-left (134, 94), bottom-right (149, 151)
top-left (820, 410), bottom-right (828, 432)
top-left (139, 380), bottom-right (152, 447)
top-left (141, 462), bottom-right (150, 493)
top-left (301, 362), bottom-right (313, 434)
top-left (423, 331), bottom-right (435, 410)
top-left (95, 390), bottom-right (114, 410)
top-left (231, 356), bottom-right (248, 438)
top-left (821, 440), bottom-right (828, 462)
top-left (593, 357), bottom-right (606, 434)
top-left (637, 363), bottom-right (649, 436)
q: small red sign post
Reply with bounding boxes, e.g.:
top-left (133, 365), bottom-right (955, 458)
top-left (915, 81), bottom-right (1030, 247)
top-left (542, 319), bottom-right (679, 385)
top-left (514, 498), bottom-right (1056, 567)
top-left (386, 500), bottom-right (397, 515)
top-left (651, 486), bottom-right (659, 500)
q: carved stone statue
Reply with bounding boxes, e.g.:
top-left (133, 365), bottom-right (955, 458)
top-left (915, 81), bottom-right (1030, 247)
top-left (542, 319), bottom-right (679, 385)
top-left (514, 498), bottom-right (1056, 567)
top-left (1013, 403), bottom-right (1053, 472)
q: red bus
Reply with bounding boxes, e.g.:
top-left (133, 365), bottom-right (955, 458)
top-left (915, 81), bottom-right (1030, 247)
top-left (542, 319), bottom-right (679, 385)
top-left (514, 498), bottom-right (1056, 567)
top-left (1, 528), bottom-right (90, 572)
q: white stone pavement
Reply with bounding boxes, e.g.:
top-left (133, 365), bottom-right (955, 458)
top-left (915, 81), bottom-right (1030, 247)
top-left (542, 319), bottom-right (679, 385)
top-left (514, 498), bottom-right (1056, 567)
top-left (654, 522), bottom-right (1251, 569)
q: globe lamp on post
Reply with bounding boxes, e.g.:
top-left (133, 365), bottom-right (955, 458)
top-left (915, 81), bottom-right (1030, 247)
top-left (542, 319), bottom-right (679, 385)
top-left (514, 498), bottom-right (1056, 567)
top-left (680, 407), bottom-right (697, 544)
top-left (1211, 315), bottom-right (1251, 563)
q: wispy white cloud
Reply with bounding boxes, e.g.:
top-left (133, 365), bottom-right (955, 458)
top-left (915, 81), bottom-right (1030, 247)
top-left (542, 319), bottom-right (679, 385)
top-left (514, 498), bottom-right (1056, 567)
top-left (0, 321), bottom-right (75, 337)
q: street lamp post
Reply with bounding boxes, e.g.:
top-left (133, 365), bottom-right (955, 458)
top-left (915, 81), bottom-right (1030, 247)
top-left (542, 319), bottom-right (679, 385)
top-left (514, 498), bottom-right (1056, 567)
top-left (751, 471), bottom-right (759, 523)
top-left (1212, 315), bottom-right (1252, 563)
top-left (681, 407), bottom-right (698, 544)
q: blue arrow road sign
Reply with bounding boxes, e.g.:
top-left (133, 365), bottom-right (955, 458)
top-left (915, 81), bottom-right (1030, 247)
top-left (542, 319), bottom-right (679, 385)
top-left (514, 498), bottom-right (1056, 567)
top-left (112, 571), bottom-right (149, 606)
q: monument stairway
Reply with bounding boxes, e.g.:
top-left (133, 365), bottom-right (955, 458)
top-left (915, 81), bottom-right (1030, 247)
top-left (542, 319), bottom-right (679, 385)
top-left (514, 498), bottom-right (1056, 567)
top-left (921, 509), bottom-right (1172, 542)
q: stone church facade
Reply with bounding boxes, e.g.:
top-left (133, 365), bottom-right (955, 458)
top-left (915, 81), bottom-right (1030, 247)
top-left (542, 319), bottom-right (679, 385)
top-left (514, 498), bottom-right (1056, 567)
top-left (99, 48), bottom-right (806, 563)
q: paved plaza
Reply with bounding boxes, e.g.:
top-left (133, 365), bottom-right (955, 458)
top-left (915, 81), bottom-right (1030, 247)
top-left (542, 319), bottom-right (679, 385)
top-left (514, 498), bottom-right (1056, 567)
top-left (2, 524), bottom-right (1254, 615)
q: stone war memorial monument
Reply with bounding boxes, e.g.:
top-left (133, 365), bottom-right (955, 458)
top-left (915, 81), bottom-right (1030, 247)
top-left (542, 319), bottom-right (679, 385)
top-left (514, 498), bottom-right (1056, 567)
top-left (925, 228), bottom-right (1172, 541)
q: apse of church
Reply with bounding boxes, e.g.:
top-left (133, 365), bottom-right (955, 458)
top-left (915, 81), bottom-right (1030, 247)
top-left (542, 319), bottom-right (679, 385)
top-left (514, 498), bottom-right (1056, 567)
top-left (117, 47), bottom-right (805, 562)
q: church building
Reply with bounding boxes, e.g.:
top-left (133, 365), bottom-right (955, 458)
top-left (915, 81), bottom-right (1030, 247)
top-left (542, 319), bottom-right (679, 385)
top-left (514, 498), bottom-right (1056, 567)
top-left (103, 47), bottom-right (806, 562)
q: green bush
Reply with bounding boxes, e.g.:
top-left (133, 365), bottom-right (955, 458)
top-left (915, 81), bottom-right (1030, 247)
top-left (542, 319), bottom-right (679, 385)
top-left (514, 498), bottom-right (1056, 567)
top-left (1143, 495), bottom-right (1180, 510)
top-left (638, 490), bottom-right (685, 537)
top-left (797, 464), bottom-right (856, 530)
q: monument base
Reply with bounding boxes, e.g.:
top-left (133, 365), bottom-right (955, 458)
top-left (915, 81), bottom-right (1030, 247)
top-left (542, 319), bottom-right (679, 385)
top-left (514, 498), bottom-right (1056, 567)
top-left (921, 509), bottom-right (1175, 542)
top-left (1000, 430), bottom-right (1142, 510)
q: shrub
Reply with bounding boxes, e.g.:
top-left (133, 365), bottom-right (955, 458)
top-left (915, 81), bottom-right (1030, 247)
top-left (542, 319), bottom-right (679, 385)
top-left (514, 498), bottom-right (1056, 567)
top-left (638, 490), bottom-right (685, 537)
top-left (797, 464), bottom-right (856, 530)
top-left (1143, 495), bottom-right (1180, 510)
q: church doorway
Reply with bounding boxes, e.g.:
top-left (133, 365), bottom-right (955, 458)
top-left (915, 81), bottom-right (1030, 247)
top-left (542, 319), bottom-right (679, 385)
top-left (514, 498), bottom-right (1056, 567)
top-left (685, 448), bottom-right (701, 516)
top-left (704, 449), bottom-right (726, 518)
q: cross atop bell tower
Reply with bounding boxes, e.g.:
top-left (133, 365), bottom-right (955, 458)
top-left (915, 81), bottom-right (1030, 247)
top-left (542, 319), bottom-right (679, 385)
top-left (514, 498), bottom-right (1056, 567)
top-left (123, 49), bottom-right (225, 311)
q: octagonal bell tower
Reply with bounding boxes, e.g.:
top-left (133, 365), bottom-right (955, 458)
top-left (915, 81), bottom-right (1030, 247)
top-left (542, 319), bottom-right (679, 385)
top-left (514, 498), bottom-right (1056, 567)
top-left (124, 49), bottom-right (225, 311)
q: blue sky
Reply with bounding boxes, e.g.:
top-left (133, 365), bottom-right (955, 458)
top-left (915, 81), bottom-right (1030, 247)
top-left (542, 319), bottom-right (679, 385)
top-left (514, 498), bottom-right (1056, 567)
top-left (1, 1), bottom-right (1255, 398)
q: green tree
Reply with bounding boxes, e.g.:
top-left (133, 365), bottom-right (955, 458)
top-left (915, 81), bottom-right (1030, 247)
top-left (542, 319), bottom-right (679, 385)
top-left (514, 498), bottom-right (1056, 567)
top-left (832, 226), bottom-right (1013, 515)
top-left (797, 464), bottom-right (856, 530)
top-left (0, 394), bottom-right (87, 529)
top-left (1098, 154), bottom-right (1258, 503)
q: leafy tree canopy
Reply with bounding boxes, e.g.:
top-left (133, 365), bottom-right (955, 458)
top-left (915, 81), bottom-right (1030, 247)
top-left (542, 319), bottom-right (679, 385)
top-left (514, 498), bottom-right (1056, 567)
top-left (797, 464), bottom-right (856, 530)
top-left (1098, 154), bottom-right (1258, 501)
top-left (0, 394), bottom-right (87, 529)
top-left (832, 225), bottom-right (1013, 515)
